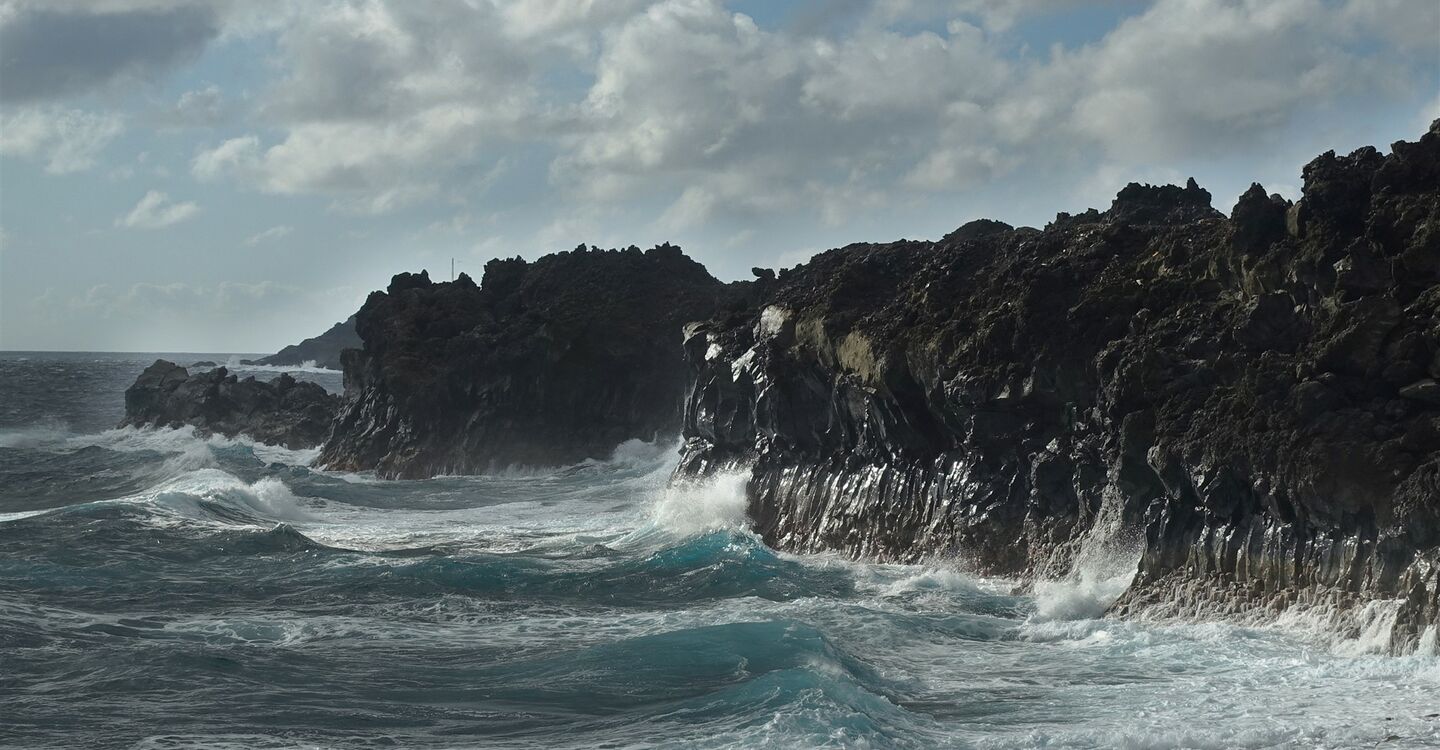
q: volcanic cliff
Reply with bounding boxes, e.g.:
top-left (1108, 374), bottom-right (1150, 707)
top-left (318, 244), bottom-right (753, 478)
top-left (675, 123), bottom-right (1440, 650)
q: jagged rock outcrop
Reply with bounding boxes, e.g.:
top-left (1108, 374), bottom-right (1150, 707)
top-left (319, 244), bottom-right (753, 478)
top-left (253, 316), bottom-right (361, 371)
top-left (121, 360), bottom-right (339, 449)
top-left (675, 122), bottom-right (1440, 650)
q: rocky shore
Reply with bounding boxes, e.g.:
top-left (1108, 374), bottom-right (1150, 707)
top-left (116, 123), bottom-right (1439, 648)
top-left (316, 244), bottom-right (754, 478)
top-left (121, 360), bottom-right (338, 449)
top-left (674, 122), bottom-right (1440, 651)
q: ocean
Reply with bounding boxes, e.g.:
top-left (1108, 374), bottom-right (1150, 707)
top-left (2, 352), bottom-right (1437, 749)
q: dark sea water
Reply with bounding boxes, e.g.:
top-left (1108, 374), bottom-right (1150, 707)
top-left (2, 352), bottom-right (1438, 749)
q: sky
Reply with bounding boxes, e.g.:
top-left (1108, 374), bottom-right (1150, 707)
top-left (0, 0), bottom-right (1436, 353)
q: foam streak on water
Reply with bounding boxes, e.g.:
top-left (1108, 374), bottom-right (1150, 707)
top-left (2, 353), bottom-right (1438, 749)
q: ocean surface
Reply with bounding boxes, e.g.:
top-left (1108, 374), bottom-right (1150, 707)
top-left (2, 351), bottom-right (1438, 749)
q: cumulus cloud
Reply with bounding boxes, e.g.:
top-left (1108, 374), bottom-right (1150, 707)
top-left (185, 1), bottom-right (556, 212)
top-left (0, 3), bottom-right (219, 102)
top-left (117, 190), bottom-right (199, 229)
top-left (0, 106), bottom-right (125, 173)
top-left (12, 0), bottom-right (1440, 247)
top-left (1053, 0), bottom-right (1390, 161)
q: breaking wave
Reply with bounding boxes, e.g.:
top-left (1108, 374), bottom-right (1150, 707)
top-left (4, 362), bottom-right (1439, 748)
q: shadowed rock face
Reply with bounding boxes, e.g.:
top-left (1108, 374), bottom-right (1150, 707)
top-left (121, 360), bottom-right (339, 449)
top-left (676, 122), bottom-right (1440, 649)
top-left (253, 315), bottom-right (361, 371)
top-left (319, 244), bottom-right (753, 478)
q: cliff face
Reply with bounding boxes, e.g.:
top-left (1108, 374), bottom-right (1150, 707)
top-left (254, 316), bottom-right (361, 371)
top-left (121, 360), bottom-right (339, 449)
top-left (676, 123), bottom-right (1440, 649)
top-left (319, 244), bottom-right (752, 478)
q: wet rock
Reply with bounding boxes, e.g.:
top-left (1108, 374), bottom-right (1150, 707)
top-left (120, 360), bottom-right (338, 449)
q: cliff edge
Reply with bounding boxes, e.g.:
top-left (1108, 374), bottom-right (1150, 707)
top-left (676, 122), bottom-right (1440, 650)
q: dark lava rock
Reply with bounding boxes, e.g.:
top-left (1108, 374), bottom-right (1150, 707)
top-left (254, 315), bottom-right (361, 371)
top-left (318, 244), bottom-right (753, 478)
top-left (190, 360), bottom-right (217, 368)
top-left (121, 360), bottom-right (339, 449)
top-left (675, 122), bottom-right (1440, 649)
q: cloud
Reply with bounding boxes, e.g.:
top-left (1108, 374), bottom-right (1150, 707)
top-left (188, 1), bottom-right (553, 212)
top-left (867, 0), bottom-right (1142, 32)
top-left (1052, 0), bottom-right (1389, 162)
top-left (243, 225), bottom-right (293, 246)
top-left (17, 0), bottom-right (1435, 246)
top-left (0, 106), bottom-right (125, 173)
top-left (117, 190), bottom-right (199, 229)
top-left (168, 84), bottom-right (224, 126)
top-left (0, 3), bottom-right (219, 102)
top-left (190, 135), bottom-right (260, 181)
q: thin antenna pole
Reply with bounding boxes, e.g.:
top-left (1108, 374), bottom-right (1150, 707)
top-left (451, 257), bottom-right (455, 281)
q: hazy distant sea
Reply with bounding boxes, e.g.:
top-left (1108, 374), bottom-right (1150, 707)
top-left (2, 351), bottom-right (1437, 749)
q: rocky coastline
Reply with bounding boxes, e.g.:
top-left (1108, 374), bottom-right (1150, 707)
top-left (116, 124), bottom-right (1439, 648)
top-left (674, 122), bottom-right (1440, 651)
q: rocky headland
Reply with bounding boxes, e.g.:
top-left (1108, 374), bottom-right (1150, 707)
top-left (121, 360), bottom-right (339, 449)
top-left (316, 244), bottom-right (754, 478)
top-left (252, 315), bottom-right (361, 371)
top-left (674, 122), bottom-right (1440, 650)
top-left (115, 123), bottom-right (1439, 648)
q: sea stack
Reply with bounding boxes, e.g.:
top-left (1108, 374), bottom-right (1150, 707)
top-left (318, 243), bottom-right (754, 478)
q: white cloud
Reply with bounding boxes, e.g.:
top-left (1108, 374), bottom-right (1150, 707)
top-left (1053, 0), bottom-right (1387, 162)
top-left (18, 0), bottom-right (1436, 244)
top-left (0, 106), bottom-right (125, 173)
top-left (190, 135), bottom-right (260, 180)
top-left (117, 190), bottom-right (199, 229)
top-left (187, 1), bottom-right (552, 212)
top-left (243, 224), bottom-right (293, 246)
